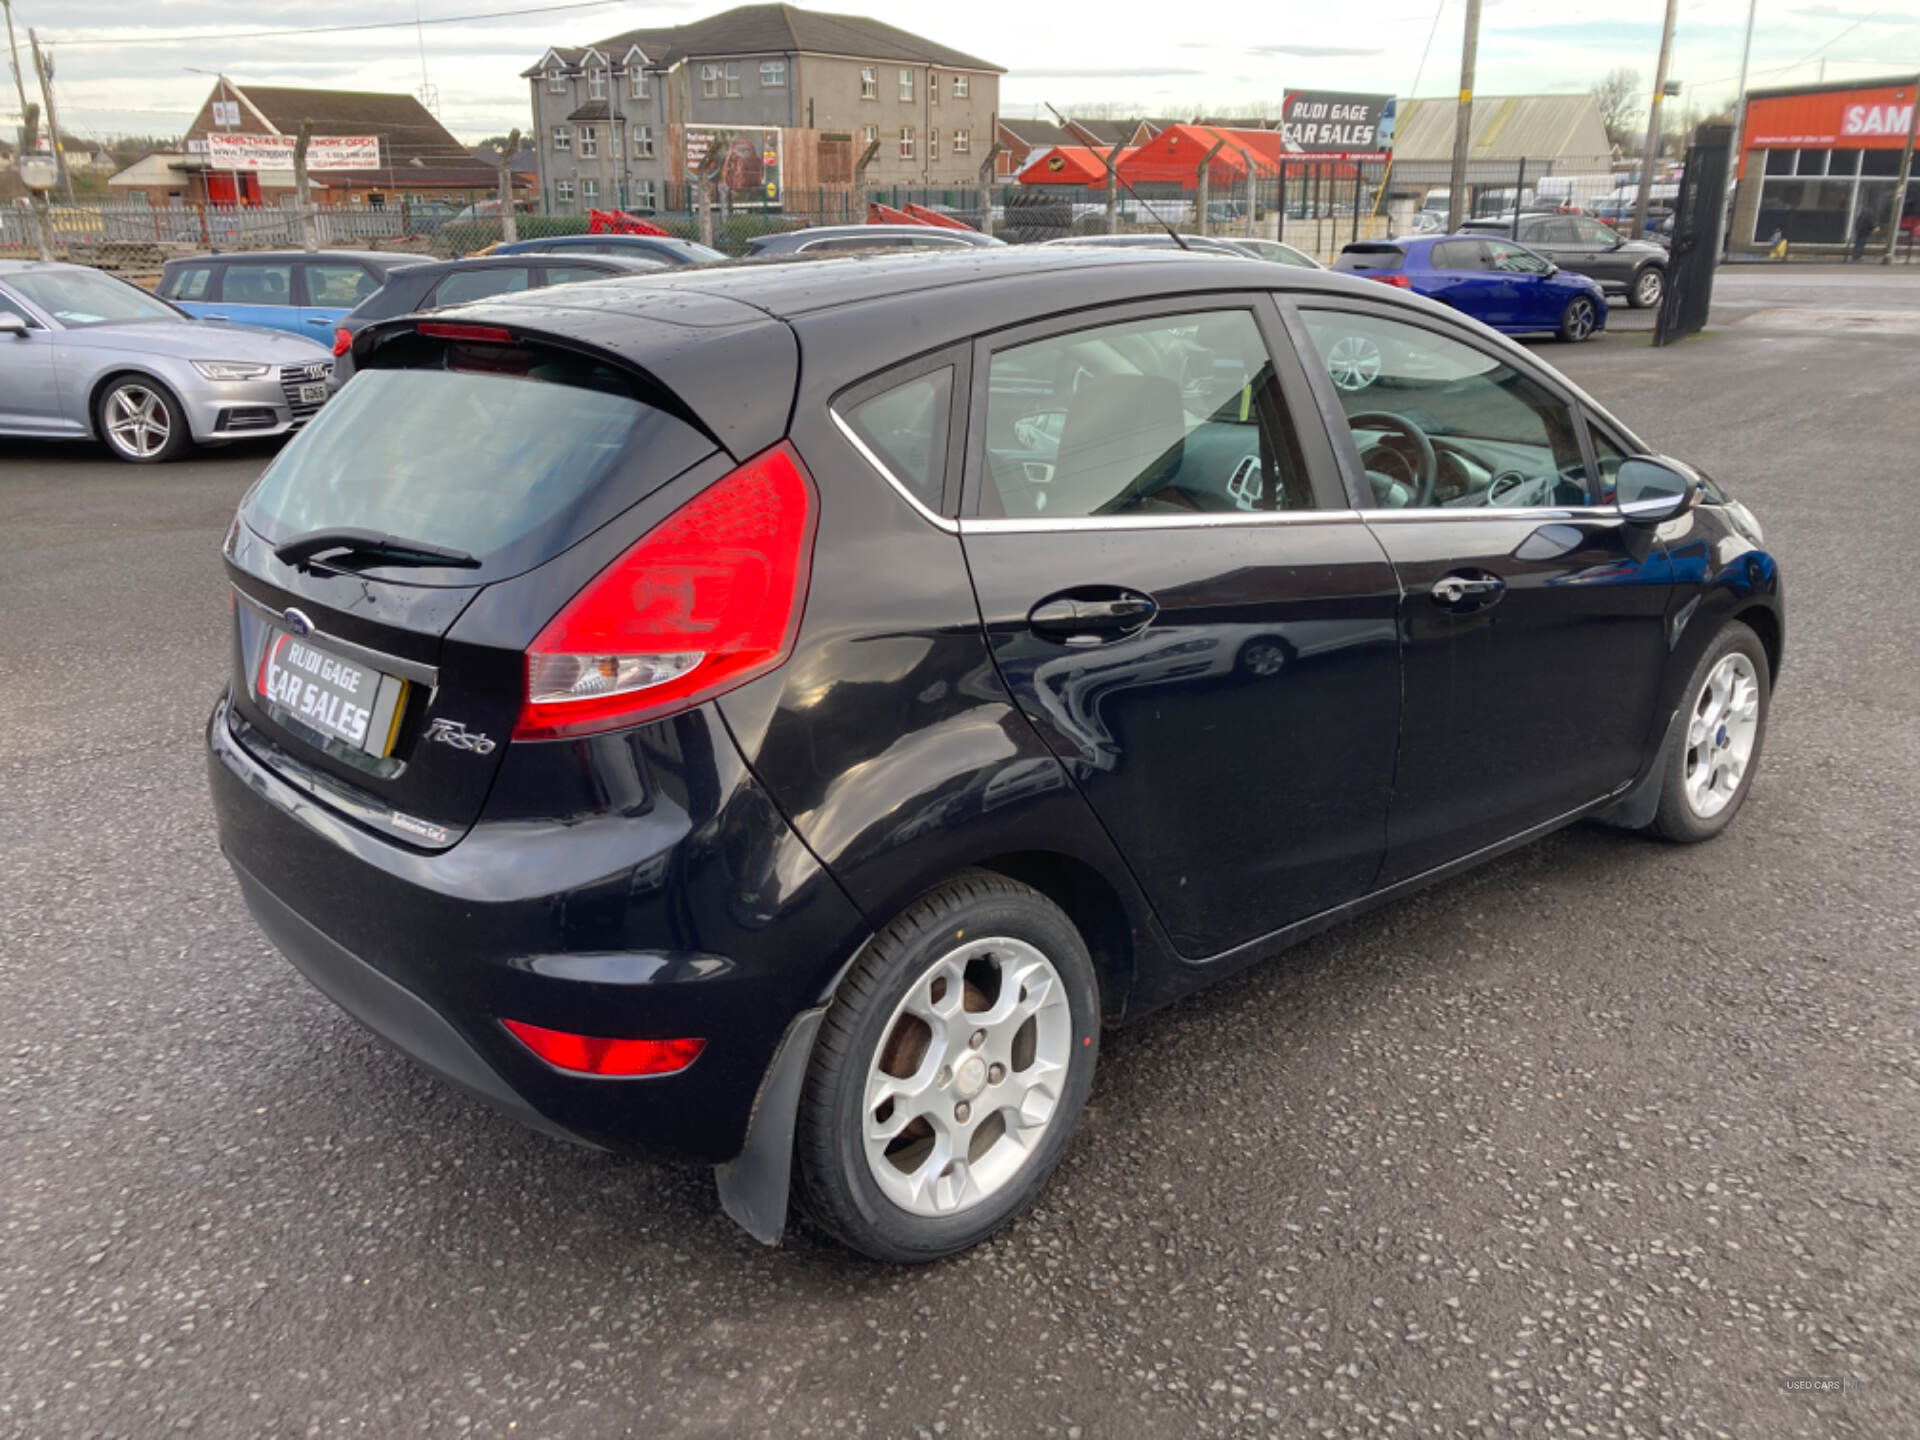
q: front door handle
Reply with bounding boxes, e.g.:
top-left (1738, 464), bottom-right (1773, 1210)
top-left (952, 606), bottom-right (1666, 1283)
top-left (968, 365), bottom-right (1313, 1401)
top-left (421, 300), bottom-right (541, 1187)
top-left (1430, 572), bottom-right (1506, 607)
top-left (1028, 588), bottom-right (1158, 644)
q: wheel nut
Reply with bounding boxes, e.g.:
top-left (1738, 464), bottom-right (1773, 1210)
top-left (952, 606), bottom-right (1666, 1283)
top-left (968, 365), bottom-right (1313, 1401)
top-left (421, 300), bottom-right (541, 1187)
top-left (954, 1102), bottom-right (971, 1124)
top-left (969, 1029), bottom-right (986, 1050)
top-left (936, 1065), bottom-right (952, 1087)
top-left (987, 1063), bottom-right (1006, 1085)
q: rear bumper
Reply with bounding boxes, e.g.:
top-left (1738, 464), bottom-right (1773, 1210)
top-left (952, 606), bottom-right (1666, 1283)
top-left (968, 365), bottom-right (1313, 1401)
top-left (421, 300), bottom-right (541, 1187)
top-left (206, 694), bottom-right (869, 1163)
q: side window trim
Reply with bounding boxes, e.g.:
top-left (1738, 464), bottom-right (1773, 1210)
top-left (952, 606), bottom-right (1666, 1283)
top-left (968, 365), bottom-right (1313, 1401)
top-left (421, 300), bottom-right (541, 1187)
top-left (958, 292), bottom-right (1334, 524)
top-left (828, 341), bottom-right (972, 527)
top-left (1277, 294), bottom-right (1609, 513)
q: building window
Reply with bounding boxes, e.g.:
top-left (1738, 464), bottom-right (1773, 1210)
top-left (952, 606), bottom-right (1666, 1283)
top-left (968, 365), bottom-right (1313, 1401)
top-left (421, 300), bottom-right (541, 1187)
top-left (556, 179), bottom-right (574, 204)
top-left (579, 125), bottom-right (597, 158)
top-left (930, 72), bottom-right (939, 106)
top-left (860, 67), bottom-right (877, 100)
top-left (702, 63), bottom-right (719, 98)
top-left (582, 179), bottom-right (599, 205)
top-left (552, 125), bottom-right (571, 151)
top-left (899, 126), bottom-right (915, 160)
top-left (954, 128), bottom-right (969, 155)
top-left (722, 63), bottom-right (740, 97)
top-left (899, 69), bottom-right (914, 102)
top-left (761, 59), bottom-right (786, 88)
top-left (863, 124), bottom-right (878, 148)
top-left (1754, 144), bottom-right (1902, 246)
top-left (633, 125), bottom-right (654, 158)
top-left (635, 179), bottom-right (656, 210)
top-left (929, 129), bottom-right (939, 157)
top-left (588, 68), bottom-right (606, 100)
top-left (953, 73), bottom-right (969, 99)
top-left (630, 68), bottom-right (649, 99)
top-left (547, 67), bottom-right (566, 93)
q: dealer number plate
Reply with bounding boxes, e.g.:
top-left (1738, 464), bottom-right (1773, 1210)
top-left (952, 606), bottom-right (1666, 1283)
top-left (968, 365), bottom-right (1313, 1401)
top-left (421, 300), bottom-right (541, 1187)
top-left (258, 630), bottom-right (404, 756)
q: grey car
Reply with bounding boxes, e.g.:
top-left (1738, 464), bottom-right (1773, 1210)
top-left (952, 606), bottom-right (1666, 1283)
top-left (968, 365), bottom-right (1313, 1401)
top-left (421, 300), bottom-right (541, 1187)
top-left (1460, 213), bottom-right (1668, 308)
top-left (745, 223), bottom-right (1005, 257)
top-left (0, 260), bottom-right (334, 463)
top-left (1042, 233), bottom-right (1322, 267)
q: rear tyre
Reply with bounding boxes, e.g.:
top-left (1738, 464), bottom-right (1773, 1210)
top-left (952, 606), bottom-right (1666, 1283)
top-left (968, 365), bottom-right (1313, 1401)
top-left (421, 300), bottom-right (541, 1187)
top-left (794, 871), bottom-right (1101, 1262)
top-left (1628, 266), bottom-right (1665, 309)
top-left (1557, 296), bottom-right (1598, 343)
top-left (97, 376), bottom-right (191, 463)
top-left (1648, 621), bottom-right (1770, 843)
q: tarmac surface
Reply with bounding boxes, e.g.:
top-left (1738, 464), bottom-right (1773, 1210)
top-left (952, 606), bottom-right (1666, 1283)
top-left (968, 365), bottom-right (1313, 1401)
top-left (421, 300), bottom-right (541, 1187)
top-left (1, 266), bottom-right (1915, 1438)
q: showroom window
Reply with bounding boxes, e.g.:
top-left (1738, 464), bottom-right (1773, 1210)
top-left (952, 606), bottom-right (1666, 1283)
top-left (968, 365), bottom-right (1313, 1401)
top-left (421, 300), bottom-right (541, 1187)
top-left (1754, 145), bottom-right (1902, 245)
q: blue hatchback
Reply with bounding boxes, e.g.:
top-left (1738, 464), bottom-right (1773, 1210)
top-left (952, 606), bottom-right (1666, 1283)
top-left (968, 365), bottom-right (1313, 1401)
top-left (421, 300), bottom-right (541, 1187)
top-left (1334, 235), bottom-right (1607, 342)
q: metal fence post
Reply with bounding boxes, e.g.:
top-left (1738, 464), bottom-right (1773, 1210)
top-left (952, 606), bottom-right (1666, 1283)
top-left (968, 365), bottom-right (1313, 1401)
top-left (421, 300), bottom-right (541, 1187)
top-left (1351, 167), bottom-right (1360, 246)
top-left (1512, 157), bottom-right (1525, 239)
top-left (1277, 165), bottom-right (1287, 242)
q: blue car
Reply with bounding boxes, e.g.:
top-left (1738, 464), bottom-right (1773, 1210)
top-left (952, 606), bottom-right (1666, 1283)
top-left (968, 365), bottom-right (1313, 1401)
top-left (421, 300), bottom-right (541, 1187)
top-left (493, 234), bottom-right (726, 266)
top-left (158, 251), bottom-right (432, 344)
top-left (1334, 235), bottom-right (1606, 342)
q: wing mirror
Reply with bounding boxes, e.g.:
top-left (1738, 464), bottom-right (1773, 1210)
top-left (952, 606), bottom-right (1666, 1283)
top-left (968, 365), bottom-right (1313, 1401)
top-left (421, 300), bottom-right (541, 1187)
top-left (1617, 456), bottom-right (1700, 524)
top-left (0, 312), bottom-right (28, 337)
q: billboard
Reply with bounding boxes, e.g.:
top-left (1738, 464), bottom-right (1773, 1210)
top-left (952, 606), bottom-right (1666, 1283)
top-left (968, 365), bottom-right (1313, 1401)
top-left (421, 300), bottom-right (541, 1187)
top-left (1280, 91), bottom-right (1391, 161)
top-left (205, 133), bottom-right (380, 171)
top-left (684, 126), bottom-right (783, 207)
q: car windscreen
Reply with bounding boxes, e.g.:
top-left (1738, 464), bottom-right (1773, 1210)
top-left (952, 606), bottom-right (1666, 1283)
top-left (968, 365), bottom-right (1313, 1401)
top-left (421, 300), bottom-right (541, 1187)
top-left (1332, 247), bottom-right (1404, 273)
top-left (6, 268), bottom-right (181, 326)
top-left (242, 334), bottom-right (717, 581)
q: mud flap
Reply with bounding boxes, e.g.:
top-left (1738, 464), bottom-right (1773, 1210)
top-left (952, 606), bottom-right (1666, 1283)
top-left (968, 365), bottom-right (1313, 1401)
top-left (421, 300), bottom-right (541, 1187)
top-left (714, 1006), bottom-right (824, 1245)
top-left (1597, 705), bottom-right (1682, 831)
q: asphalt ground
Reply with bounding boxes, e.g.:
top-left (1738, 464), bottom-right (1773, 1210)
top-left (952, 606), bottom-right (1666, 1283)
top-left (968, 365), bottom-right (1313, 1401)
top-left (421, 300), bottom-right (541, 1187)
top-left (1, 268), bottom-right (1915, 1439)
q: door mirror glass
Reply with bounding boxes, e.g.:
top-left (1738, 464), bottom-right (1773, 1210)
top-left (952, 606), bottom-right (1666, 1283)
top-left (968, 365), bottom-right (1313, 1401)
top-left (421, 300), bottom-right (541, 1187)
top-left (1616, 456), bottom-right (1698, 523)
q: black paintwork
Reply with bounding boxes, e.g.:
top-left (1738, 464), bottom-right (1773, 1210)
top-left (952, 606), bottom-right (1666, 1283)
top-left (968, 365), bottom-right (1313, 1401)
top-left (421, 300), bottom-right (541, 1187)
top-left (208, 248), bottom-right (1783, 1180)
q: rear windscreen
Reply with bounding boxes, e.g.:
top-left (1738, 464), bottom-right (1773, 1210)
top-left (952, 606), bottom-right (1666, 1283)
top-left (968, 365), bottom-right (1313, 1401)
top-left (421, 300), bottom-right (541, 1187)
top-left (243, 337), bottom-right (716, 579)
top-left (1333, 248), bottom-right (1405, 273)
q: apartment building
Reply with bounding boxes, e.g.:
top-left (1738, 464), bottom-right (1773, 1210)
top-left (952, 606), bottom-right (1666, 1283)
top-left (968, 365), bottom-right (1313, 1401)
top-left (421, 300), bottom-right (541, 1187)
top-left (524, 3), bottom-right (1002, 213)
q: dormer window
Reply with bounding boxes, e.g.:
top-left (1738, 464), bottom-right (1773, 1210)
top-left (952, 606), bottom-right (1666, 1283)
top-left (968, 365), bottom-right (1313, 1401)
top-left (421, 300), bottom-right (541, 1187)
top-left (588, 68), bottom-right (606, 100)
top-left (547, 67), bottom-right (566, 93)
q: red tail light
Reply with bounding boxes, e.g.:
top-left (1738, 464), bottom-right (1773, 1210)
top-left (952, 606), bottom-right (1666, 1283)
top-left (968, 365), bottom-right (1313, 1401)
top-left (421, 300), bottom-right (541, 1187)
top-left (331, 327), bottom-right (353, 357)
top-left (515, 442), bottom-right (818, 740)
top-left (503, 1019), bottom-right (705, 1077)
top-left (1369, 272), bottom-right (1413, 288)
top-left (416, 321), bottom-right (516, 343)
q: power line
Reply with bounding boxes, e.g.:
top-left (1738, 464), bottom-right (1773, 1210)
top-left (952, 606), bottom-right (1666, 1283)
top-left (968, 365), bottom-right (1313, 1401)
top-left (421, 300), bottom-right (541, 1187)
top-left (44, 0), bottom-right (619, 49)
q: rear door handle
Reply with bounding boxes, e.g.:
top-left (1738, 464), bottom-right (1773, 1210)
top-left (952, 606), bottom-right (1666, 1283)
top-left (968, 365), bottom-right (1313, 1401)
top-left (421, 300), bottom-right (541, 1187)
top-left (1430, 573), bottom-right (1506, 607)
top-left (1028, 588), bottom-right (1158, 644)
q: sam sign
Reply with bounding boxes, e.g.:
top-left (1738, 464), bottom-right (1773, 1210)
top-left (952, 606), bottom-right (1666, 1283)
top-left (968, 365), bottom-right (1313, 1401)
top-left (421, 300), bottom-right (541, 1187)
top-left (1281, 91), bottom-right (1391, 162)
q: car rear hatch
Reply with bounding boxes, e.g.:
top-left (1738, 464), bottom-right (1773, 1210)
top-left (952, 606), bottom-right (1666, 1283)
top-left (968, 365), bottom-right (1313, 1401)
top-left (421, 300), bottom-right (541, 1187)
top-left (222, 290), bottom-right (797, 847)
top-left (1332, 243), bottom-right (1406, 274)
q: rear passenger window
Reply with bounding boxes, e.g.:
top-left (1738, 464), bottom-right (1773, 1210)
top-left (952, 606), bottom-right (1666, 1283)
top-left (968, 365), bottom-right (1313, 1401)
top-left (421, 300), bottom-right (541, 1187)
top-left (222, 263), bottom-right (293, 305)
top-left (165, 264), bottom-right (215, 300)
top-left (428, 267), bottom-right (532, 306)
top-left (980, 310), bottom-right (1311, 519)
top-left (842, 368), bottom-right (953, 511)
top-left (1430, 240), bottom-right (1483, 270)
top-left (303, 263), bottom-right (377, 306)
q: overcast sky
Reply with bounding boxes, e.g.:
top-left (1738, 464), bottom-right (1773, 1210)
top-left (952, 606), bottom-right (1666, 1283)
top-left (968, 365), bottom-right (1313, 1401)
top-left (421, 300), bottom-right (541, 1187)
top-left (9, 0), bottom-right (1917, 146)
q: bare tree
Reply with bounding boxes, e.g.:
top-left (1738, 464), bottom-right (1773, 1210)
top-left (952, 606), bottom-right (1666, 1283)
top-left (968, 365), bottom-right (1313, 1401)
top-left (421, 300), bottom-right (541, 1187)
top-left (1592, 68), bottom-right (1641, 150)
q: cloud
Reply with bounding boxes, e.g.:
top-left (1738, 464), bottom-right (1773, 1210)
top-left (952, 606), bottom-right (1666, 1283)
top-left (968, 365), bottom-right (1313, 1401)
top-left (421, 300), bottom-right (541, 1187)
top-left (1011, 67), bottom-right (1207, 79)
top-left (1245, 45), bottom-right (1386, 58)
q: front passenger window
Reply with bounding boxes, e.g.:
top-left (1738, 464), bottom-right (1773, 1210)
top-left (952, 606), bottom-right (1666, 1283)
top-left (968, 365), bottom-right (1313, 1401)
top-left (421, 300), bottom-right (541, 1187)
top-left (1301, 309), bottom-right (1587, 510)
top-left (980, 310), bottom-right (1311, 518)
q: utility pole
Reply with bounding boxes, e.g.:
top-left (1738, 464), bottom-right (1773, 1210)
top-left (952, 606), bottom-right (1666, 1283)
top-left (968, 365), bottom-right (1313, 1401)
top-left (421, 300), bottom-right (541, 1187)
top-left (498, 126), bottom-right (520, 243)
top-left (1721, 0), bottom-right (1757, 260)
top-left (293, 120), bottom-right (316, 251)
top-left (1634, 0), bottom-right (1680, 239)
top-left (26, 28), bottom-right (72, 203)
top-left (3, 0), bottom-right (33, 155)
top-left (1884, 75), bottom-right (1918, 264)
top-left (1445, 0), bottom-right (1481, 232)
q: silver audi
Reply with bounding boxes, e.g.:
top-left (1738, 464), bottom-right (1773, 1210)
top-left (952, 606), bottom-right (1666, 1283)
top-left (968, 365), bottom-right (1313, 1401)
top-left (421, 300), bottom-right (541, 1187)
top-left (0, 259), bottom-right (335, 464)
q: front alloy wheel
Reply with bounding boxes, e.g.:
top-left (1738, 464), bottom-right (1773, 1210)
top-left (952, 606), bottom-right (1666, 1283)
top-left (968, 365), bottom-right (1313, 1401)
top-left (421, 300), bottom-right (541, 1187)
top-left (1630, 267), bottom-right (1665, 309)
top-left (1558, 296), bottom-right (1597, 343)
top-left (1650, 620), bottom-right (1771, 842)
top-left (795, 872), bottom-right (1100, 1262)
top-left (98, 378), bottom-right (189, 463)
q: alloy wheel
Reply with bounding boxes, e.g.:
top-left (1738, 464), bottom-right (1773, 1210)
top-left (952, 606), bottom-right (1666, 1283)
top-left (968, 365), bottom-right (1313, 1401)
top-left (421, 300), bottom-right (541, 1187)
top-left (1635, 269), bottom-right (1663, 308)
top-left (104, 384), bottom-right (171, 459)
top-left (1683, 652), bottom-right (1761, 819)
top-left (1565, 299), bottom-right (1596, 341)
top-left (862, 936), bottom-right (1073, 1217)
top-left (1325, 333), bottom-right (1383, 392)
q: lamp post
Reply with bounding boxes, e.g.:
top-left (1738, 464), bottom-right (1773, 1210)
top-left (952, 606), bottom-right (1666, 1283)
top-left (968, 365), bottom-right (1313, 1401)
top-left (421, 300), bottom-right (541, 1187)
top-left (186, 67), bottom-right (244, 208)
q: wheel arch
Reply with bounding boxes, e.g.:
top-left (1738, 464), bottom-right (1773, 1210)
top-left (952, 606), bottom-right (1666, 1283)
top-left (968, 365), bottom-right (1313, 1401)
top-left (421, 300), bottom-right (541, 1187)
top-left (1732, 601), bottom-right (1783, 684)
top-left (86, 366), bottom-right (186, 442)
top-left (968, 850), bottom-right (1136, 1022)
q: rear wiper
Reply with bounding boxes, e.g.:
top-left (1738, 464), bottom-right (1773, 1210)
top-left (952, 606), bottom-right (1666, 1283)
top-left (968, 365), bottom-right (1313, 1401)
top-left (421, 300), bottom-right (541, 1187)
top-left (274, 526), bottom-right (480, 569)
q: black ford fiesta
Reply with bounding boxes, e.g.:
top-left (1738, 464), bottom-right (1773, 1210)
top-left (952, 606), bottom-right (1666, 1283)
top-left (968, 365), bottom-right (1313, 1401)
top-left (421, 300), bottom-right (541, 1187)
top-left (208, 249), bottom-right (1783, 1261)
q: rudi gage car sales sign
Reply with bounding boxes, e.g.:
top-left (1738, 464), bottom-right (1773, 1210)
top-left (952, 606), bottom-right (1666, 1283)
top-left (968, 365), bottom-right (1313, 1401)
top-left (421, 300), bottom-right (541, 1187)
top-left (1281, 91), bottom-right (1391, 162)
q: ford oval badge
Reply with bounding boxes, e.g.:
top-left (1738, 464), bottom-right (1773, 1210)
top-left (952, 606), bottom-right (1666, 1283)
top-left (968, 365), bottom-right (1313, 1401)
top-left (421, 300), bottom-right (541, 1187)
top-left (282, 607), bottom-right (314, 637)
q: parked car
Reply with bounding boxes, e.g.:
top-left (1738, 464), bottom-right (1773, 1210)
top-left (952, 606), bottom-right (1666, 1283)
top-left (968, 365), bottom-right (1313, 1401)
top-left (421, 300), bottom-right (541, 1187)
top-left (207, 248), bottom-right (1781, 1261)
top-left (1334, 235), bottom-right (1608, 341)
top-left (451, 200), bottom-right (535, 221)
top-left (1461, 213), bottom-right (1668, 309)
top-left (1043, 233), bottom-right (1321, 267)
top-left (0, 260), bottom-right (335, 462)
top-left (493, 234), bottom-right (726, 266)
top-left (326, 252), bottom-right (666, 388)
top-left (158, 251), bottom-right (433, 343)
top-left (745, 223), bottom-right (1005, 257)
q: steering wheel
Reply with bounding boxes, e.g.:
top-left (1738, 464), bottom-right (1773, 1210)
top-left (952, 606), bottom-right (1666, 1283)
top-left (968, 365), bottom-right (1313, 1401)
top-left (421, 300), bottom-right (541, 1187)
top-left (1347, 411), bottom-right (1438, 506)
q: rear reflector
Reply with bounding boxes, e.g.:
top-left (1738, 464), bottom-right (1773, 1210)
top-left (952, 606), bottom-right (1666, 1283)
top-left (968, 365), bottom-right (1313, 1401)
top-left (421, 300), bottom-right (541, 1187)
top-left (1369, 273), bottom-right (1413, 288)
top-left (503, 1019), bottom-right (706, 1077)
top-left (416, 321), bottom-right (515, 343)
top-left (332, 327), bottom-right (353, 357)
top-left (515, 442), bottom-right (818, 740)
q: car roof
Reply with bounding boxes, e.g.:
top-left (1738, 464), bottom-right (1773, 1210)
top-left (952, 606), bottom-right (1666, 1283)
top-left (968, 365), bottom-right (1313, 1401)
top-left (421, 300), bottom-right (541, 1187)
top-left (774, 224), bottom-right (987, 240)
top-left (161, 249), bottom-right (427, 269)
top-left (401, 252), bottom-right (663, 277)
top-left (509, 234), bottom-right (709, 250)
